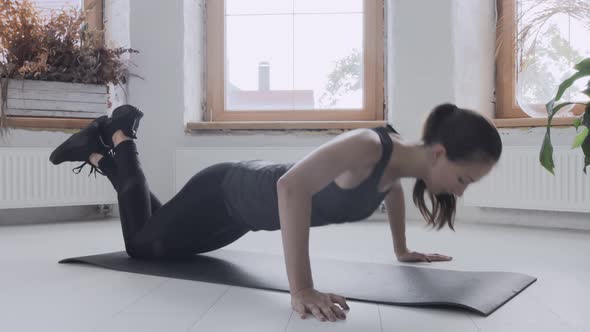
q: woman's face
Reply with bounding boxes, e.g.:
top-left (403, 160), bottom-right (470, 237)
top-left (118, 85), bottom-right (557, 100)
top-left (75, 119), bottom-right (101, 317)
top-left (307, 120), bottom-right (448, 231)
top-left (424, 144), bottom-right (495, 196)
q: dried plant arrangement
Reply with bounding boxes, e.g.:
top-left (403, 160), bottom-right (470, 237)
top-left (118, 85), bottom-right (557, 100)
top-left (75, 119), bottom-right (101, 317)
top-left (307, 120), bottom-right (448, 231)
top-left (0, 0), bottom-right (138, 135)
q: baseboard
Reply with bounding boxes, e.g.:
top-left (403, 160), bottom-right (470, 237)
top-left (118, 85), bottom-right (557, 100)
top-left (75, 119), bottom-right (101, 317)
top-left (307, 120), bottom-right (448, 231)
top-left (0, 205), bottom-right (113, 226)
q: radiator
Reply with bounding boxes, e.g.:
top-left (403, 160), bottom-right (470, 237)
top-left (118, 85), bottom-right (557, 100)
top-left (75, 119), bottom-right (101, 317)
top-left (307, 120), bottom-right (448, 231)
top-left (463, 146), bottom-right (590, 212)
top-left (0, 148), bottom-right (117, 209)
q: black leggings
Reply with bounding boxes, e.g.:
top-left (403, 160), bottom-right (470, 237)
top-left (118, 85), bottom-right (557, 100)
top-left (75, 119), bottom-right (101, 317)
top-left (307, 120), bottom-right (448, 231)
top-left (97, 140), bottom-right (249, 259)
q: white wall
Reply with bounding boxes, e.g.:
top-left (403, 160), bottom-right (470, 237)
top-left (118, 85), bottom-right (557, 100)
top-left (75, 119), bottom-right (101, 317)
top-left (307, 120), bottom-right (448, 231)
top-left (1, 0), bottom-right (588, 229)
top-left (452, 0), bottom-right (496, 118)
top-left (388, 0), bottom-right (455, 141)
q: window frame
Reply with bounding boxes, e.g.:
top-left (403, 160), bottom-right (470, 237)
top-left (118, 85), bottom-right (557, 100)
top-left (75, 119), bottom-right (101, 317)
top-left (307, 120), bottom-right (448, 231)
top-left (495, 0), bottom-right (582, 128)
top-left (204, 0), bottom-right (385, 125)
top-left (84, 0), bottom-right (104, 41)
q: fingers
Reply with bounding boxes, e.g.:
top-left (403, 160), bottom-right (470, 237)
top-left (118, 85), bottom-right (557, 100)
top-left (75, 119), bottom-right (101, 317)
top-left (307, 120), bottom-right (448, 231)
top-left (428, 253), bottom-right (453, 261)
top-left (310, 303), bottom-right (344, 322)
top-left (293, 303), bottom-right (307, 319)
top-left (330, 304), bottom-right (347, 320)
top-left (309, 305), bottom-right (326, 321)
top-left (292, 289), bottom-right (350, 322)
top-left (297, 297), bottom-right (348, 322)
top-left (320, 305), bottom-right (338, 322)
top-left (400, 252), bottom-right (452, 263)
top-left (329, 293), bottom-right (350, 310)
top-left (413, 252), bottom-right (431, 262)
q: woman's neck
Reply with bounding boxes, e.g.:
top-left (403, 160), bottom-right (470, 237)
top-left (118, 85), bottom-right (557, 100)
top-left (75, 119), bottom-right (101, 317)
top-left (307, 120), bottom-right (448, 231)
top-left (389, 140), bottom-right (430, 180)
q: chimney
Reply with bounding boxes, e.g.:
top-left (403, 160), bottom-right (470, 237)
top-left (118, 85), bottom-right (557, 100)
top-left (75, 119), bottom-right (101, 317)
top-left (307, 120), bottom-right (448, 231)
top-left (258, 61), bottom-right (270, 91)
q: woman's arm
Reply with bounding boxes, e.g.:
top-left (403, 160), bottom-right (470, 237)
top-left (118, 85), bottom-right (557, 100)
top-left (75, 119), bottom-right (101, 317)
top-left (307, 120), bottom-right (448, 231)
top-left (276, 183), bottom-right (313, 293)
top-left (276, 129), bottom-right (381, 320)
top-left (385, 183), bottom-right (453, 263)
top-left (384, 182), bottom-right (409, 257)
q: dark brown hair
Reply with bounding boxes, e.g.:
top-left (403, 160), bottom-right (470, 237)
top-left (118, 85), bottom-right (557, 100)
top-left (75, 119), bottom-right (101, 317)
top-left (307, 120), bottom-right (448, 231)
top-left (412, 103), bottom-right (502, 230)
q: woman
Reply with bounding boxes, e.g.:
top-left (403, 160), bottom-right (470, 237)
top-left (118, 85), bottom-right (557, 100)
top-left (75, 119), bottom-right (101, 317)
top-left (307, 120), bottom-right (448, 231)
top-left (50, 103), bottom-right (502, 322)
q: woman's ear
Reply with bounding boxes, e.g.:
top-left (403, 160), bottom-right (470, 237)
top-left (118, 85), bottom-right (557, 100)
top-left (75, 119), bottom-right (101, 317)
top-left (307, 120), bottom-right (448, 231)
top-left (430, 143), bottom-right (447, 164)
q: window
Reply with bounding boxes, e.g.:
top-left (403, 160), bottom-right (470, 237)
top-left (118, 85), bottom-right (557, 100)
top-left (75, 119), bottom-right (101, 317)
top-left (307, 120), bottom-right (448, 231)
top-left (203, 0), bottom-right (385, 129)
top-left (496, 0), bottom-right (590, 127)
top-left (1, 0), bottom-right (102, 62)
top-left (33, 0), bottom-right (83, 14)
top-left (32, 0), bottom-right (103, 32)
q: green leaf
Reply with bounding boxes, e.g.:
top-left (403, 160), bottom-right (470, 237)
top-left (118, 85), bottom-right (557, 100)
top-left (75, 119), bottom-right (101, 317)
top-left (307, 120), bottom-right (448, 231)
top-left (545, 101), bottom-right (576, 119)
top-left (582, 80), bottom-right (590, 98)
top-left (542, 58), bottom-right (590, 174)
top-left (574, 58), bottom-right (590, 72)
top-left (582, 135), bottom-right (590, 174)
top-left (572, 127), bottom-right (589, 149)
top-left (540, 130), bottom-right (555, 175)
top-left (554, 72), bottom-right (590, 102)
top-left (574, 117), bottom-right (582, 130)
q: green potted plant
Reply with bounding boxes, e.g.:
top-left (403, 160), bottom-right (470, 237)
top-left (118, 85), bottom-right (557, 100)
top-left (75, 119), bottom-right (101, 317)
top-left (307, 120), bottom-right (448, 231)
top-left (541, 57), bottom-right (590, 174)
top-left (496, 0), bottom-right (589, 174)
top-left (0, 0), bottom-right (137, 137)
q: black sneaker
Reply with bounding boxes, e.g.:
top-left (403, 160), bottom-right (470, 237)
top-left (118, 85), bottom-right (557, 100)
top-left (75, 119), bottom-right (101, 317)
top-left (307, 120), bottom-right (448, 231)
top-left (101, 104), bottom-right (144, 149)
top-left (49, 116), bottom-right (110, 176)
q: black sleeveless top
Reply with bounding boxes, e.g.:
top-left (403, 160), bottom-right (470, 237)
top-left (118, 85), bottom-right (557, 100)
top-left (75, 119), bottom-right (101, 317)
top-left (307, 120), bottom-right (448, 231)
top-left (221, 125), bottom-right (398, 231)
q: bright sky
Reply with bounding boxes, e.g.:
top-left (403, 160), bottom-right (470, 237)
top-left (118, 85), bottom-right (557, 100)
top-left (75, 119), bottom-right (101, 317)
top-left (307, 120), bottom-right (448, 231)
top-left (31, 0), bottom-right (81, 13)
top-left (225, 0), bottom-right (364, 109)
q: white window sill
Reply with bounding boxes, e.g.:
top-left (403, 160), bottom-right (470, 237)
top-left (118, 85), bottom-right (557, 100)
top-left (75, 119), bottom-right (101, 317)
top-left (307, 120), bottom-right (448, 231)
top-left (186, 120), bottom-right (387, 131)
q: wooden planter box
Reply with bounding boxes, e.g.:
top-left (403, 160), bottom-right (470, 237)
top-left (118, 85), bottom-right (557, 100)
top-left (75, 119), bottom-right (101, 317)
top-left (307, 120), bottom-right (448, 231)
top-left (4, 79), bottom-right (107, 119)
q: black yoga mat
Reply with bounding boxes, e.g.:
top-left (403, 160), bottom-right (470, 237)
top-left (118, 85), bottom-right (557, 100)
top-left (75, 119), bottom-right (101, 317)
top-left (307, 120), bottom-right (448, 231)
top-left (60, 250), bottom-right (536, 316)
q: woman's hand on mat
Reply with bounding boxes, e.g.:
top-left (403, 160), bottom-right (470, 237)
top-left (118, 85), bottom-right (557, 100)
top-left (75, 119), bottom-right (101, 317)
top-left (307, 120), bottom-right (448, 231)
top-left (397, 251), bottom-right (452, 263)
top-left (291, 288), bottom-right (349, 322)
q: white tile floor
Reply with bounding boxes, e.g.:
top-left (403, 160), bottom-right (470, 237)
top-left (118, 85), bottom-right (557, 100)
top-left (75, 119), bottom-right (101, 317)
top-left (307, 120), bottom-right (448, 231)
top-left (0, 218), bottom-right (588, 332)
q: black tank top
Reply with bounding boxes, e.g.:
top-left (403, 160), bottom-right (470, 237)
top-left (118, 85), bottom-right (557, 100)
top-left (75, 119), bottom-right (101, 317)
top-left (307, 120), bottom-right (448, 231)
top-left (221, 125), bottom-right (398, 231)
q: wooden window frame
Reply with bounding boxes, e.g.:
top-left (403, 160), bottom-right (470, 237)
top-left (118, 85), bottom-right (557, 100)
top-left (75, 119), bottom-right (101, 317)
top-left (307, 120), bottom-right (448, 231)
top-left (200, 0), bottom-right (385, 130)
top-left (495, 0), bottom-right (582, 128)
top-left (84, 0), bottom-right (105, 46)
top-left (5, 117), bottom-right (93, 129)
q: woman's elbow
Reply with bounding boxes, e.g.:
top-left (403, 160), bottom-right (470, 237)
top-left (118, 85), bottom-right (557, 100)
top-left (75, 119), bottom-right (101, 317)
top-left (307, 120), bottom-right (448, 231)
top-left (277, 176), bottom-right (307, 197)
top-left (277, 176), bottom-right (294, 196)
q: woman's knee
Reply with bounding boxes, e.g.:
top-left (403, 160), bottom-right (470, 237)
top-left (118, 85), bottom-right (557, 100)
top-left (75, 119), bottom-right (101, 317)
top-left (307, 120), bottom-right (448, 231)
top-left (125, 242), bottom-right (157, 260)
top-left (125, 240), bottom-right (171, 260)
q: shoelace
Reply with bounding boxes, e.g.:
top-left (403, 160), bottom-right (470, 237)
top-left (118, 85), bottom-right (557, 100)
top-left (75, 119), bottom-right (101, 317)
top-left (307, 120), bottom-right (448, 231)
top-left (72, 162), bottom-right (105, 177)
